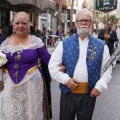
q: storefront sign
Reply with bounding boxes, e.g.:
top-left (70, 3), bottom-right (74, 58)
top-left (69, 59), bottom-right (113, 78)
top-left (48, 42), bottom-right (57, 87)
top-left (96, 0), bottom-right (117, 13)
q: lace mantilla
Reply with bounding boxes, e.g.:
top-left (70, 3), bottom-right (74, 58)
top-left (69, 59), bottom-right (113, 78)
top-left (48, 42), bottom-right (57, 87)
top-left (0, 35), bottom-right (44, 55)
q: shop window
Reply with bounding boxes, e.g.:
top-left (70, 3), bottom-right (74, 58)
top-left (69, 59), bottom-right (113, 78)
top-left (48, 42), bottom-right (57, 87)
top-left (0, 11), bottom-right (10, 29)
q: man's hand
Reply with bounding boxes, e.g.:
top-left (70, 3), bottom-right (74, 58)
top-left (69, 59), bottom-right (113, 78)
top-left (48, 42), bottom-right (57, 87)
top-left (90, 88), bottom-right (101, 97)
top-left (104, 34), bottom-right (110, 39)
top-left (66, 78), bottom-right (79, 89)
top-left (59, 65), bottom-right (65, 73)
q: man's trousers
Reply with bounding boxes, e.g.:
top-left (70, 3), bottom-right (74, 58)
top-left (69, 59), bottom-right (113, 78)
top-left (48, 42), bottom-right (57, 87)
top-left (60, 92), bottom-right (96, 120)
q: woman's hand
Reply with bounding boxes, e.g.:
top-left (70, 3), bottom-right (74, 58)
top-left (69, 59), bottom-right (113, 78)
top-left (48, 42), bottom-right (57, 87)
top-left (59, 64), bottom-right (65, 73)
top-left (104, 34), bottom-right (110, 39)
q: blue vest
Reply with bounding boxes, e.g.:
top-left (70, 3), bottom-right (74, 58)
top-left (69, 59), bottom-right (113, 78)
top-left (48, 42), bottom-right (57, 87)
top-left (60, 34), bottom-right (105, 93)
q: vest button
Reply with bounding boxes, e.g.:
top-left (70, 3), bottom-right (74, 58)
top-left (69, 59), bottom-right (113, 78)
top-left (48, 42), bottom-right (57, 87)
top-left (14, 64), bottom-right (19, 69)
top-left (15, 55), bottom-right (21, 61)
top-left (14, 71), bottom-right (18, 78)
top-left (17, 51), bottom-right (22, 54)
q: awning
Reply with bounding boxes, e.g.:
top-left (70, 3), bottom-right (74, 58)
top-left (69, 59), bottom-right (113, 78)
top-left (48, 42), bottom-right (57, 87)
top-left (40, 0), bottom-right (56, 15)
top-left (40, 0), bottom-right (56, 11)
top-left (7, 0), bottom-right (41, 9)
top-left (3, 0), bottom-right (56, 13)
top-left (0, 0), bottom-right (12, 11)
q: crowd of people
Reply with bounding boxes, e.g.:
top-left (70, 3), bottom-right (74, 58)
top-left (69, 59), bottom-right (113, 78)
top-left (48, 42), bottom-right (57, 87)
top-left (0, 8), bottom-right (120, 120)
top-left (34, 28), bottom-right (64, 47)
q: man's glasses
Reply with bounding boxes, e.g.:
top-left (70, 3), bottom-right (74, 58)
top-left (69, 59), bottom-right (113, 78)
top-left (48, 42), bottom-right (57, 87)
top-left (76, 19), bottom-right (91, 24)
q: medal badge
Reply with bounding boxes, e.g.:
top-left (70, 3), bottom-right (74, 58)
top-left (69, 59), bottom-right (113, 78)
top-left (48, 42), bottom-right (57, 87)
top-left (88, 45), bottom-right (97, 61)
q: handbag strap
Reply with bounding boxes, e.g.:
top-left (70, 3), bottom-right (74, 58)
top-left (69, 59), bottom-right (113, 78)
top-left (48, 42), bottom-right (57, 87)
top-left (0, 68), bottom-right (3, 82)
top-left (0, 68), bottom-right (4, 91)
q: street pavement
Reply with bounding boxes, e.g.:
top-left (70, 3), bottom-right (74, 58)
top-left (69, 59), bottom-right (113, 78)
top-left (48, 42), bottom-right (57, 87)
top-left (92, 64), bottom-right (120, 120)
top-left (48, 39), bottom-right (120, 120)
top-left (47, 38), bottom-right (62, 54)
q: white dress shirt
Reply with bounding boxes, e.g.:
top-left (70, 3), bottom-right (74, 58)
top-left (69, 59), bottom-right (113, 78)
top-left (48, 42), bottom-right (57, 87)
top-left (48, 37), bottom-right (112, 93)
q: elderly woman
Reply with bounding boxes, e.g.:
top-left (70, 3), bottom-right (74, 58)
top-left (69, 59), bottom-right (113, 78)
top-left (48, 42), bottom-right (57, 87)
top-left (0, 12), bottom-right (51, 120)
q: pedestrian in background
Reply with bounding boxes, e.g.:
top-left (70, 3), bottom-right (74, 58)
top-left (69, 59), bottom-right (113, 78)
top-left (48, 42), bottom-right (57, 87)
top-left (70, 24), bottom-right (77, 36)
top-left (93, 23), bottom-right (97, 35)
top-left (116, 24), bottom-right (120, 62)
top-left (112, 25), bottom-right (118, 67)
top-left (35, 29), bottom-right (41, 38)
top-left (48, 9), bottom-right (112, 120)
top-left (0, 11), bottom-right (51, 120)
top-left (116, 24), bottom-right (120, 41)
top-left (59, 30), bottom-right (63, 41)
top-left (113, 25), bottom-right (119, 50)
top-left (98, 22), bottom-right (118, 56)
top-left (0, 27), bottom-right (2, 36)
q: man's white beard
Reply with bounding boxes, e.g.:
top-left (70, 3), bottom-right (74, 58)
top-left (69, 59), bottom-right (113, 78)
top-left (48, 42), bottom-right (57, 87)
top-left (77, 26), bottom-right (91, 37)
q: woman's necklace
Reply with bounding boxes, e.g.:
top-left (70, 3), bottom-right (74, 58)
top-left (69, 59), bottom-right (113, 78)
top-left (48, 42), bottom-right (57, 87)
top-left (14, 34), bottom-right (29, 46)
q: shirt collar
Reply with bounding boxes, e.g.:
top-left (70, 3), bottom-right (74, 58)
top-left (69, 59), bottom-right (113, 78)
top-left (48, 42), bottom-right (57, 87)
top-left (79, 37), bottom-right (89, 42)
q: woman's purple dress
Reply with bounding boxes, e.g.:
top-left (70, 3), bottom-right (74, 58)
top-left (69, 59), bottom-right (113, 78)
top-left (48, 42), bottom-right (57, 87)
top-left (0, 35), bottom-right (50, 120)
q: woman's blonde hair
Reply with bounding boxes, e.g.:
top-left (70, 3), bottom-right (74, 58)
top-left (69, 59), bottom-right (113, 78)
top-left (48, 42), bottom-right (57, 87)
top-left (12, 11), bottom-right (31, 25)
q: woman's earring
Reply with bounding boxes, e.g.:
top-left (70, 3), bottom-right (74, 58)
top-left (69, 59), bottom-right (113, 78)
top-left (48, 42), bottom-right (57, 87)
top-left (12, 29), bottom-right (15, 34)
top-left (28, 30), bottom-right (31, 34)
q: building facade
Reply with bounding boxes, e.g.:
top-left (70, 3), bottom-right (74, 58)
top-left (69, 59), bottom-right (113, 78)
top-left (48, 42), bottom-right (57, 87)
top-left (52, 0), bottom-right (79, 35)
top-left (0, 0), bottom-right (55, 31)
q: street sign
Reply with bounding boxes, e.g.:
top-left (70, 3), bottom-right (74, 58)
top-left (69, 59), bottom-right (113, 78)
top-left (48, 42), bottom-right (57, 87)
top-left (96, 0), bottom-right (117, 13)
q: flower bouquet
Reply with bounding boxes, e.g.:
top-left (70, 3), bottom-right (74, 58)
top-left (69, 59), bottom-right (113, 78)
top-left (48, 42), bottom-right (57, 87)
top-left (0, 51), bottom-right (8, 91)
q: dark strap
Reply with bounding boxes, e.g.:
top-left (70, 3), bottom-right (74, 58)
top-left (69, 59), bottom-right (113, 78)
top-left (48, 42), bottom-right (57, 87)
top-left (0, 68), bottom-right (4, 91)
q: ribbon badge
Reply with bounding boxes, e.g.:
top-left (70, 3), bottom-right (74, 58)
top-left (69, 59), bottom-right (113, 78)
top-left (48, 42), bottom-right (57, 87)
top-left (88, 45), bottom-right (97, 61)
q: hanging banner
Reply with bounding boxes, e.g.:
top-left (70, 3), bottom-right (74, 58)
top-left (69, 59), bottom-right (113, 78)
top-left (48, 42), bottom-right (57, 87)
top-left (96, 0), bottom-right (117, 13)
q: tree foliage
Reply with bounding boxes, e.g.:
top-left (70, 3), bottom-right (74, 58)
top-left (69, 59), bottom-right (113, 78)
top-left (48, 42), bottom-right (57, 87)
top-left (109, 15), bottom-right (118, 24)
top-left (100, 14), bottom-right (118, 25)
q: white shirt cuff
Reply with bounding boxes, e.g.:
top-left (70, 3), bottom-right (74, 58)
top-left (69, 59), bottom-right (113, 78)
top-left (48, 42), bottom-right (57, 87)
top-left (64, 77), bottom-right (70, 84)
top-left (95, 84), bottom-right (107, 93)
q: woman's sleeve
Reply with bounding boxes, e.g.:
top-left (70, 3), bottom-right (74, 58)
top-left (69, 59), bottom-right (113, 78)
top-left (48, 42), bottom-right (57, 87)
top-left (37, 46), bottom-right (51, 65)
top-left (35, 37), bottom-right (50, 65)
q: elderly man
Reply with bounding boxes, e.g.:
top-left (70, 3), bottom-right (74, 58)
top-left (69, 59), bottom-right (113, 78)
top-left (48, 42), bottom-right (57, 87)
top-left (49, 9), bottom-right (112, 120)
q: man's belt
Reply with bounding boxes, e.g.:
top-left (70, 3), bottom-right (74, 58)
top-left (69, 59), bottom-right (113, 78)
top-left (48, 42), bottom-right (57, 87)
top-left (70, 82), bottom-right (88, 94)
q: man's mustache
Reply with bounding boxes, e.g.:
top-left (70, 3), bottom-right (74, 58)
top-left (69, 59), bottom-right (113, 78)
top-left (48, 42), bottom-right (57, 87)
top-left (80, 26), bottom-right (88, 29)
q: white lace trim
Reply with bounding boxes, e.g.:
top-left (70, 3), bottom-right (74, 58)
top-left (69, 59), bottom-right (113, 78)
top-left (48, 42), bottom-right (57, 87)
top-left (0, 70), bottom-right (44, 120)
top-left (0, 35), bottom-right (44, 55)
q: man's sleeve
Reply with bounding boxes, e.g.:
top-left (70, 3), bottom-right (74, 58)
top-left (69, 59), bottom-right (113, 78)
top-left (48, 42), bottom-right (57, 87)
top-left (95, 45), bottom-right (112, 93)
top-left (48, 42), bottom-right (70, 84)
